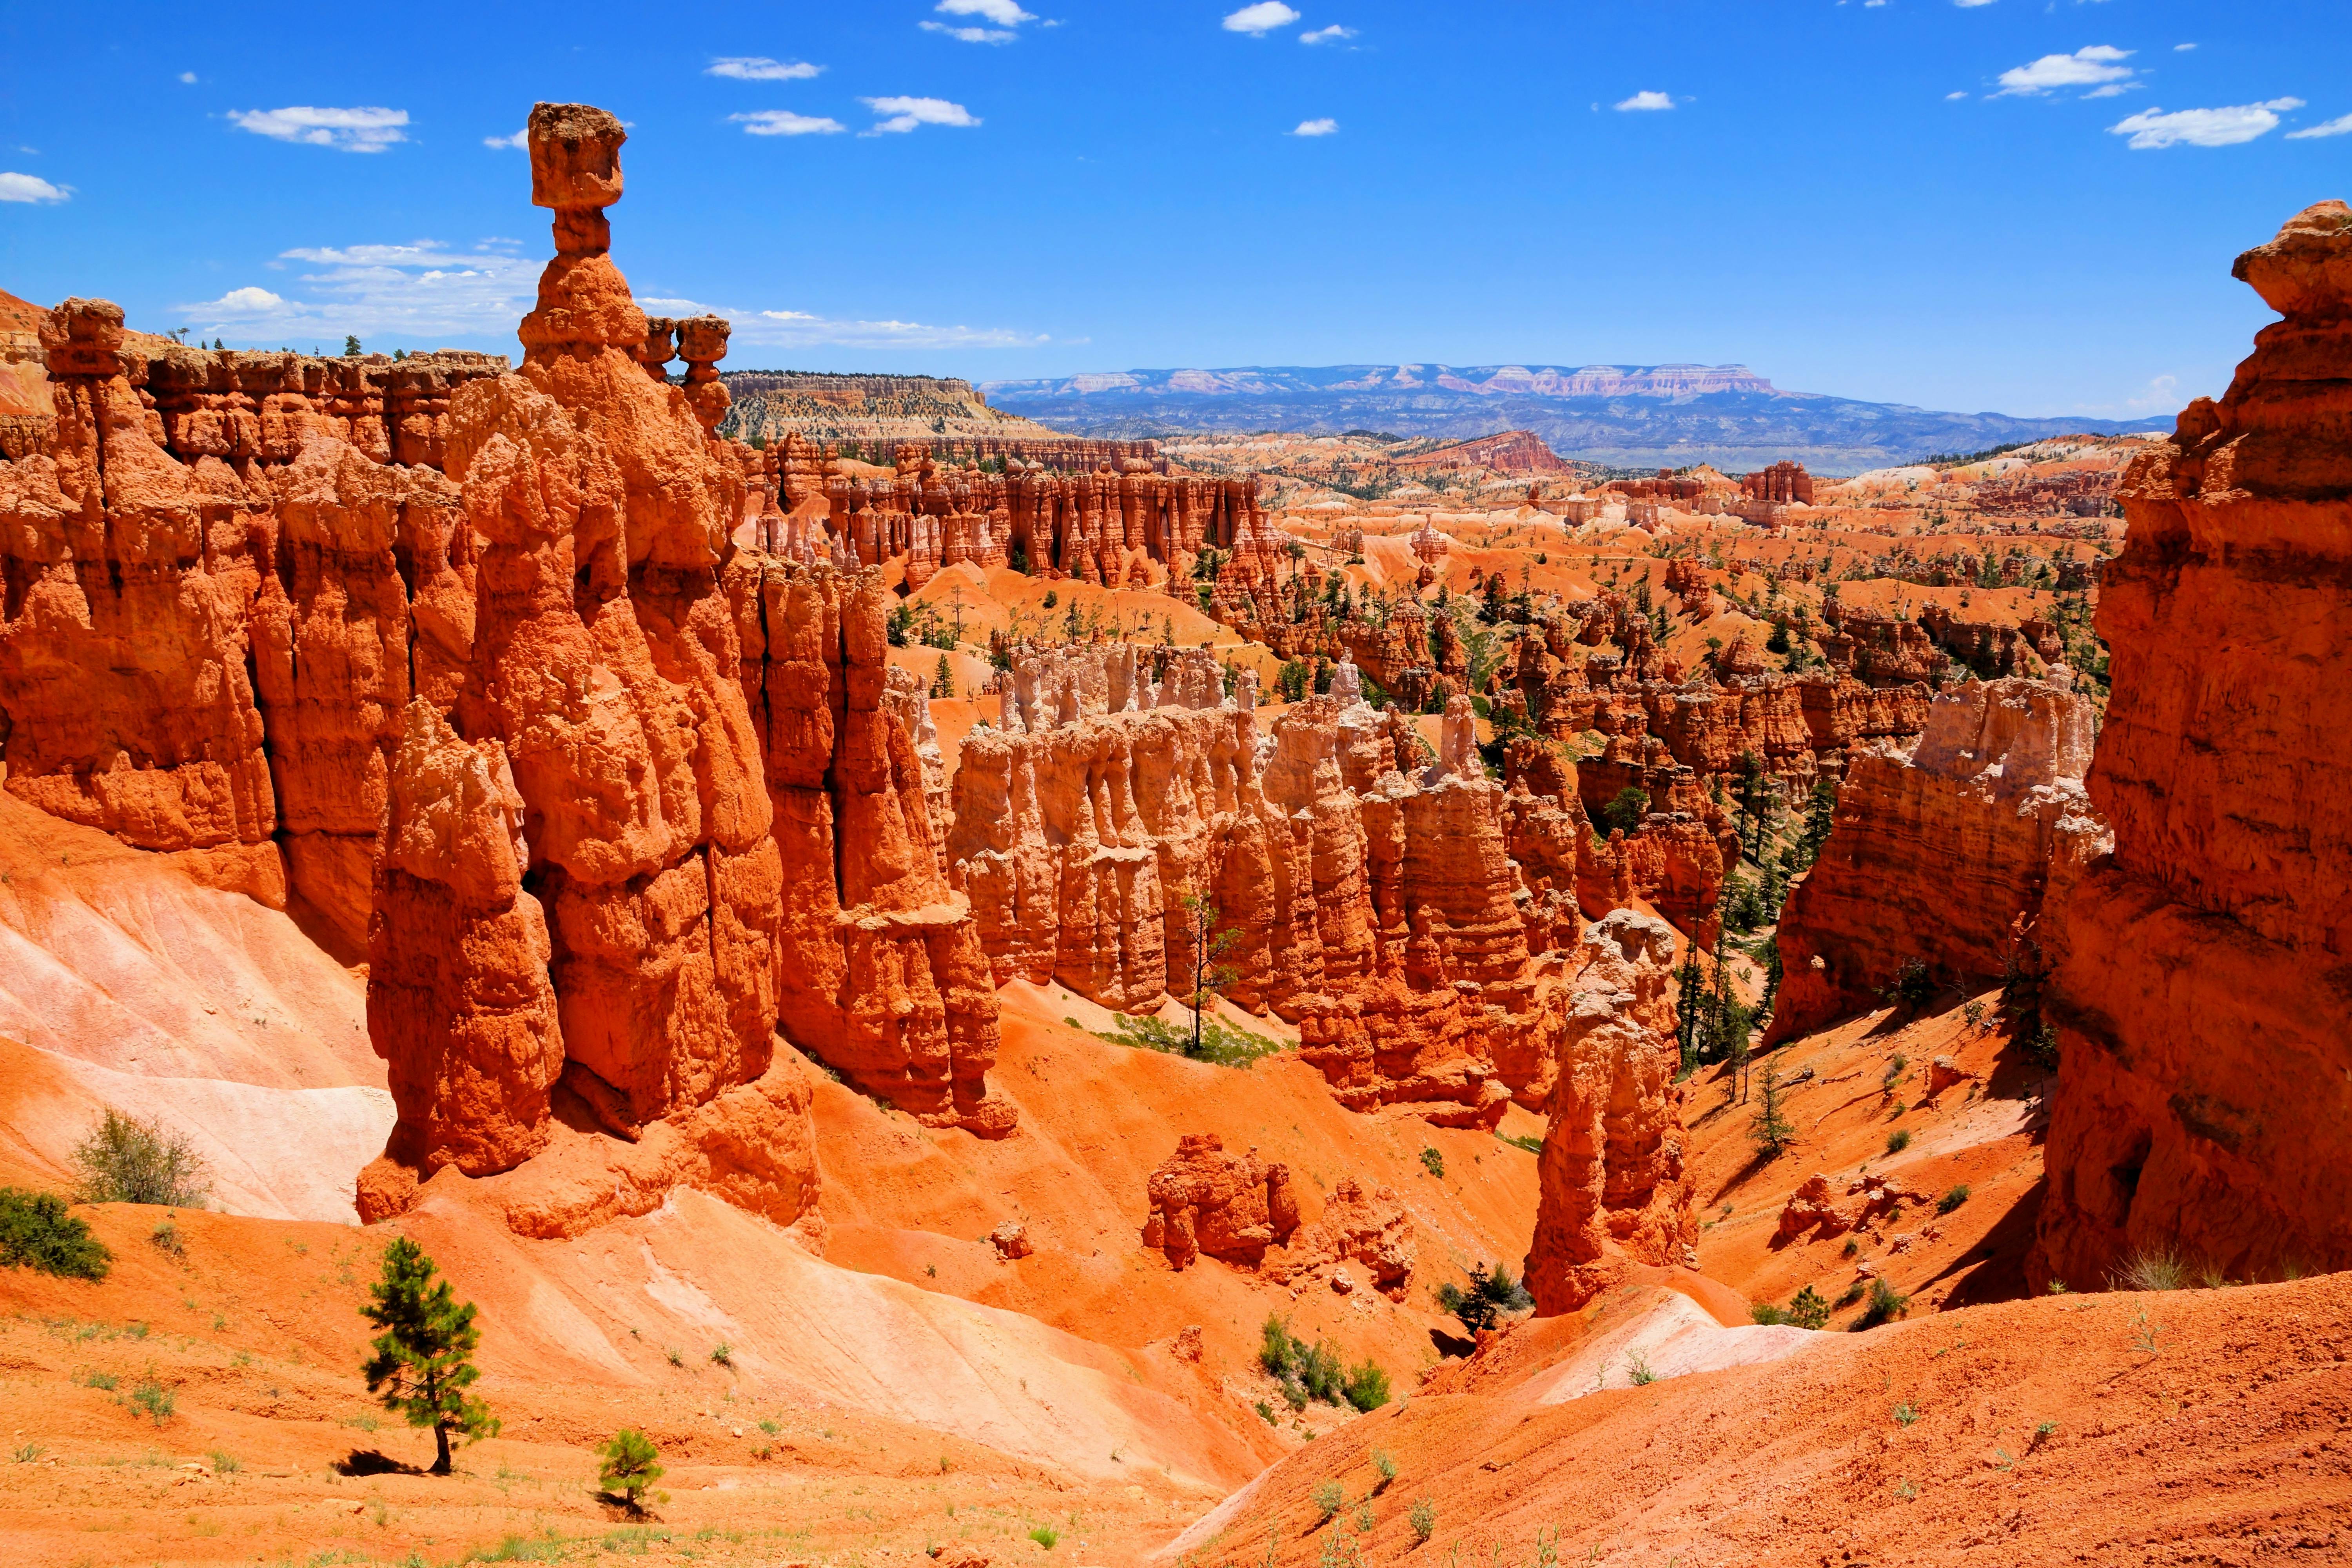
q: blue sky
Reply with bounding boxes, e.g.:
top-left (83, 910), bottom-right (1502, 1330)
top-left (2, 1), bottom-right (2344, 419)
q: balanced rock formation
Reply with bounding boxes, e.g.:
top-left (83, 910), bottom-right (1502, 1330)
top-left (1142, 1133), bottom-right (1300, 1270)
top-left (1769, 675), bottom-right (2106, 1042)
top-left (1268, 1176), bottom-right (1415, 1298)
top-left (0, 103), bottom-right (1011, 1234)
top-left (2031, 203), bottom-right (2352, 1287)
top-left (1524, 909), bottom-right (1695, 1314)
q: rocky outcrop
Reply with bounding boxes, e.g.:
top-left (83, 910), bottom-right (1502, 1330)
top-left (948, 688), bottom-right (1586, 1124)
top-left (0, 103), bottom-right (1008, 1233)
top-left (731, 559), bottom-right (1013, 1135)
top-left (2031, 203), bottom-right (2352, 1287)
top-left (1524, 910), bottom-right (1694, 1314)
top-left (1769, 675), bottom-right (2105, 1042)
top-left (361, 702), bottom-right (562, 1206)
top-left (1269, 1176), bottom-right (1414, 1298)
top-left (1142, 1133), bottom-right (1301, 1269)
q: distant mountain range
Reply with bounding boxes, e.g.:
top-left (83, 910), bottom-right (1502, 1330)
top-left (980, 363), bottom-right (2175, 474)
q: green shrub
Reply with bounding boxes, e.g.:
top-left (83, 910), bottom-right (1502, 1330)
top-left (1408, 1496), bottom-right (1436, 1543)
top-left (127, 1377), bottom-right (176, 1425)
top-left (1749, 1302), bottom-right (1788, 1326)
top-left (1786, 1285), bottom-right (1831, 1330)
top-left (1835, 1279), bottom-right (1866, 1309)
top-left (1850, 1277), bottom-right (1910, 1330)
top-left (1419, 1147), bottom-right (1445, 1179)
top-left (1254, 1399), bottom-right (1276, 1425)
top-left (709, 1342), bottom-right (732, 1367)
top-left (2113, 1246), bottom-right (2187, 1292)
top-left (71, 1109), bottom-right (211, 1208)
top-left (207, 1448), bottom-right (240, 1474)
top-left (1029, 1526), bottom-right (1059, 1550)
top-left (1311, 1480), bottom-right (1345, 1522)
top-left (1434, 1261), bottom-right (1532, 1334)
top-left (1624, 1349), bottom-right (1657, 1386)
top-left (1494, 1131), bottom-right (1543, 1155)
top-left (0, 1188), bottom-right (111, 1280)
top-left (1885, 1129), bottom-right (1912, 1155)
top-left (1098, 1013), bottom-right (1284, 1069)
top-left (597, 1428), bottom-right (663, 1505)
top-left (1372, 1449), bottom-right (1397, 1487)
top-left (1342, 1358), bottom-right (1390, 1412)
top-left (1937, 1185), bottom-right (1971, 1215)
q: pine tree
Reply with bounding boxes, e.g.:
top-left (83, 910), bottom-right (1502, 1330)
top-left (1673, 940), bottom-right (1706, 1076)
top-left (598, 1428), bottom-right (664, 1510)
top-left (1750, 1062), bottom-right (1795, 1157)
top-left (932, 654), bottom-right (954, 699)
top-left (359, 1238), bottom-right (498, 1474)
top-left (1797, 775), bottom-right (1839, 866)
top-left (1736, 750), bottom-right (1769, 861)
top-left (343, 334), bottom-right (363, 357)
top-left (1178, 893), bottom-right (1242, 1059)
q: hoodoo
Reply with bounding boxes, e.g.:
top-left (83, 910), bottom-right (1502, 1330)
top-left (4, 31), bottom-right (2350, 1558)
top-left (2031, 201), bottom-right (2352, 1289)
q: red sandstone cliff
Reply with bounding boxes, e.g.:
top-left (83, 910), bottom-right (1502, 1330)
top-left (0, 103), bottom-right (1012, 1233)
top-left (2031, 202), bottom-right (2352, 1287)
top-left (1768, 676), bottom-right (2106, 1043)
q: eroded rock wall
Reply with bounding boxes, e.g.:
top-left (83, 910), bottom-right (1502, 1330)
top-left (2031, 203), bottom-right (2352, 1287)
top-left (1767, 675), bottom-right (2106, 1042)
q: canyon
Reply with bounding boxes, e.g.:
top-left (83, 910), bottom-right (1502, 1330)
top-left (0, 102), bottom-right (2343, 1568)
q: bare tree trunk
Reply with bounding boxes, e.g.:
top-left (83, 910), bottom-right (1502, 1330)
top-left (433, 1420), bottom-right (452, 1475)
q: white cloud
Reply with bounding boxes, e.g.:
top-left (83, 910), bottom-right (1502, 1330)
top-left (2082, 83), bottom-right (2133, 99)
top-left (731, 110), bottom-right (847, 136)
top-left (1954, 0), bottom-right (1996, 7)
top-left (920, 22), bottom-right (1016, 43)
top-left (936, 0), bottom-right (1034, 22)
top-left (0, 172), bottom-right (71, 204)
top-left (646, 295), bottom-right (1045, 350)
top-left (1223, 2), bottom-right (1300, 35)
top-left (227, 106), bottom-right (410, 153)
top-left (2174, 43), bottom-right (2196, 51)
top-left (859, 96), bottom-right (979, 134)
top-left (1946, 90), bottom-right (1969, 101)
top-left (2286, 112), bottom-right (2352, 140)
top-left (1615, 91), bottom-right (1674, 112)
top-left (483, 129), bottom-right (528, 149)
top-left (706, 57), bottom-right (823, 81)
top-left (2110, 98), bottom-right (2304, 149)
top-left (1994, 45), bottom-right (2133, 97)
top-left (178, 71), bottom-right (198, 84)
top-left (199, 286), bottom-right (290, 313)
top-left (1300, 24), bottom-right (1355, 44)
top-left (1291, 118), bottom-right (1338, 136)
top-left (177, 240), bottom-right (538, 340)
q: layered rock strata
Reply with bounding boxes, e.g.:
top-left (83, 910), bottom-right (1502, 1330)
top-left (0, 103), bottom-right (1010, 1232)
top-left (1767, 676), bottom-right (2106, 1043)
top-left (1524, 910), bottom-right (1695, 1314)
top-left (2031, 203), bottom-right (2352, 1286)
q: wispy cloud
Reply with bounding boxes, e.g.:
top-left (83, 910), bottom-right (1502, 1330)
top-left (483, 129), bottom-right (527, 150)
top-left (2285, 112), bottom-right (2352, 140)
top-left (639, 295), bottom-right (1045, 350)
top-left (1993, 45), bottom-right (2133, 98)
top-left (859, 96), bottom-right (979, 134)
top-left (938, 0), bottom-right (1034, 22)
top-left (178, 240), bottom-right (537, 340)
top-left (1615, 91), bottom-right (1674, 112)
top-left (227, 106), bottom-right (409, 152)
top-left (1291, 118), bottom-right (1338, 136)
top-left (0, 172), bottom-right (71, 204)
top-left (707, 57), bottom-right (823, 81)
top-left (1953, 0), bottom-right (1996, 8)
top-left (1945, 90), bottom-right (1969, 101)
top-left (1300, 24), bottom-right (1354, 44)
top-left (2109, 98), bottom-right (2303, 149)
top-left (922, 0), bottom-right (1035, 41)
top-left (177, 71), bottom-right (198, 85)
top-left (731, 110), bottom-right (847, 136)
top-left (2174, 43), bottom-right (2197, 51)
top-left (1223, 2), bottom-right (1300, 35)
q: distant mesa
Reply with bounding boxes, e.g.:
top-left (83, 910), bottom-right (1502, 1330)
top-left (983, 361), bottom-right (2176, 474)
